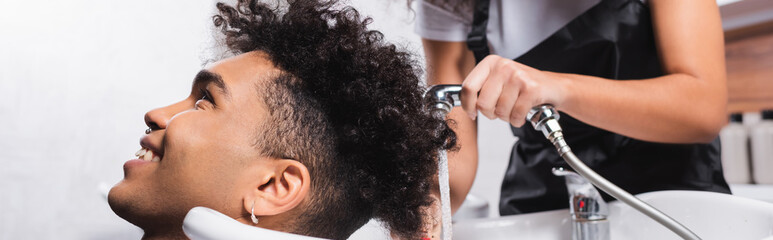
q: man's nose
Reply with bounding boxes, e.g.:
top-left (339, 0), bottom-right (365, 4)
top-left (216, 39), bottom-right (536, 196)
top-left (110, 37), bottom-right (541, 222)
top-left (144, 100), bottom-right (193, 130)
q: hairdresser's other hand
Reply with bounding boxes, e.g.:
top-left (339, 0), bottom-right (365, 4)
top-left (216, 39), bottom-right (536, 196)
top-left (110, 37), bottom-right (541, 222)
top-left (461, 55), bottom-right (568, 127)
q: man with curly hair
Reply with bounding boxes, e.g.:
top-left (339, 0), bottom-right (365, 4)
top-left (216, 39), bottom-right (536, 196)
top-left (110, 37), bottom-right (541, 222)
top-left (107, 0), bottom-right (456, 239)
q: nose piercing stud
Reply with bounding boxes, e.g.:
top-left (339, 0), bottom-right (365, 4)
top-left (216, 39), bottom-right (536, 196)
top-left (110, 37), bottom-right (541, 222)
top-left (145, 128), bottom-right (152, 134)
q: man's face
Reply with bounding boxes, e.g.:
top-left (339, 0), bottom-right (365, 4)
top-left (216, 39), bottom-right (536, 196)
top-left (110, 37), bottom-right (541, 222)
top-left (108, 52), bottom-right (279, 230)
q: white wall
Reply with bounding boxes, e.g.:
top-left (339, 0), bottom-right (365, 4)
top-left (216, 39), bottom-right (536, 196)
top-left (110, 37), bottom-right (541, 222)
top-left (0, 0), bottom-right (514, 239)
top-left (0, 1), bottom-right (213, 239)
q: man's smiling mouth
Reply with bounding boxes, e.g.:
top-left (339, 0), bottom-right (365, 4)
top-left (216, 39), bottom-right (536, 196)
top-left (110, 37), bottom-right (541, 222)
top-left (135, 148), bottom-right (162, 162)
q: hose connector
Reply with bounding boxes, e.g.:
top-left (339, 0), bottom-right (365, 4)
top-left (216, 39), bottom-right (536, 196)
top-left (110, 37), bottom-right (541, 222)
top-left (527, 104), bottom-right (570, 155)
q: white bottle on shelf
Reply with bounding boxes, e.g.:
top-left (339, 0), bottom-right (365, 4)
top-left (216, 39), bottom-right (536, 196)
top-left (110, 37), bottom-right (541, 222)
top-left (720, 113), bottom-right (751, 184)
top-left (751, 110), bottom-right (773, 184)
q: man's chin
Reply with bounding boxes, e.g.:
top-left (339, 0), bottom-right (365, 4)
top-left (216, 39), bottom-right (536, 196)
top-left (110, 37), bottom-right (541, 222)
top-left (108, 181), bottom-right (143, 225)
top-left (107, 183), bottom-right (155, 226)
top-left (108, 182), bottom-right (188, 240)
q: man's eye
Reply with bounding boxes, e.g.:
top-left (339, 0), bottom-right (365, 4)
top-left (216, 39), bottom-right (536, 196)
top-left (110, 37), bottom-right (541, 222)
top-left (199, 89), bottom-right (214, 103)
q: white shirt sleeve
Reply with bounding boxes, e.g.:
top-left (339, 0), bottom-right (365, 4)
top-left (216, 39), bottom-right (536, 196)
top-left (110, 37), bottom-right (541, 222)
top-left (413, 0), bottom-right (471, 42)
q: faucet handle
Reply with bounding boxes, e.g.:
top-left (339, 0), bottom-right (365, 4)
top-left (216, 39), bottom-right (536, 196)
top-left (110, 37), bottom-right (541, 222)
top-left (552, 167), bottom-right (608, 220)
top-left (551, 167), bottom-right (586, 185)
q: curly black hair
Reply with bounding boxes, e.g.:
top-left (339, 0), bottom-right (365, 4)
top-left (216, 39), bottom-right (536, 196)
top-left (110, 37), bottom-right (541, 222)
top-left (213, 0), bottom-right (456, 239)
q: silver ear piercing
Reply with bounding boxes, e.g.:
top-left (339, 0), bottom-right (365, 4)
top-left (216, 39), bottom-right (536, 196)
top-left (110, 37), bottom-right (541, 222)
top-left (251, 200), bottom-right (259, 224)
top-left (145, 128), bottom-right (152, 134)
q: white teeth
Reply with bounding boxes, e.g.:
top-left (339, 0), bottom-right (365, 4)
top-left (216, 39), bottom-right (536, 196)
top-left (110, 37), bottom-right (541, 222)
top-left (135, 149), bottom-right (147, 157)
top-left (134, 147), bottom-right (161, 162)
top-left (143, 150), bottom-right (153, 161)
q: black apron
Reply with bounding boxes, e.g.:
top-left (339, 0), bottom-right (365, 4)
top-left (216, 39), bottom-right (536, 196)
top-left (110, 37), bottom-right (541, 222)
top-left (466, 0), bottom-right (731, 215)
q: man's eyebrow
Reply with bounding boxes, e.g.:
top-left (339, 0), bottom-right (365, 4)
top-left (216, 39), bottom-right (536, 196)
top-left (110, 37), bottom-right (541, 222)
top-left (193, 70), bottom-right (229, 98)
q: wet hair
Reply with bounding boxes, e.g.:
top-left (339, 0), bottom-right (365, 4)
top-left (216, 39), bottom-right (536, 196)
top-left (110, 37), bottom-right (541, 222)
top-left (213, 0), bottom-right (457, 239)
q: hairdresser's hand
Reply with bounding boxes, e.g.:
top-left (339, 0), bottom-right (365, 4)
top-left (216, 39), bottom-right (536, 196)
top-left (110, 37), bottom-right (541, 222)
top-left (461, 55), bottom-right (568, 127)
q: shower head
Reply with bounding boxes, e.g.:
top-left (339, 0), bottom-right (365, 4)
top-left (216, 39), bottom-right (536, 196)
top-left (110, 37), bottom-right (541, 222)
top-left (423, 84), bottom-right (559, 128)
top-left (424, 84), bottom-right (463, 115)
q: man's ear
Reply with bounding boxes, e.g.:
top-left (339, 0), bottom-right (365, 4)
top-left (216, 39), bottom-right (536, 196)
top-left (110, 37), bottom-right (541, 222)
top-left (244, 159), bottom-right (311, 217)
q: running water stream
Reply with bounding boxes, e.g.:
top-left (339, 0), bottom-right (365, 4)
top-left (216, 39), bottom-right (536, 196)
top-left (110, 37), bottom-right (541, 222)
top-left (438, 150), bottom-right (452, 240)
top-left (424, 84), bottom-right (462, 240)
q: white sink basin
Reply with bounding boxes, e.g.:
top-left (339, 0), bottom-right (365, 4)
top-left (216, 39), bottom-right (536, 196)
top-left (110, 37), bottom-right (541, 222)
top-left (453, 190), bottom-right (773, 240)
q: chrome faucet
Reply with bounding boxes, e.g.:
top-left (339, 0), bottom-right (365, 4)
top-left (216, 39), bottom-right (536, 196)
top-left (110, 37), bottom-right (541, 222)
top-left (553, 167), bottom-right (610, 240)
top-left (529, 104), bottom-right (700, 240)
top-left (425, 85), bottom-right (701, 240)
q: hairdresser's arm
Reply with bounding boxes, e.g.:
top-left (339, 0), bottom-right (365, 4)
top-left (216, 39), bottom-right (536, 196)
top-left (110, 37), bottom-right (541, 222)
top-left (423, 38), bottom-right (478, 212)
top-left (460, 0), bottom-right (727, 143)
